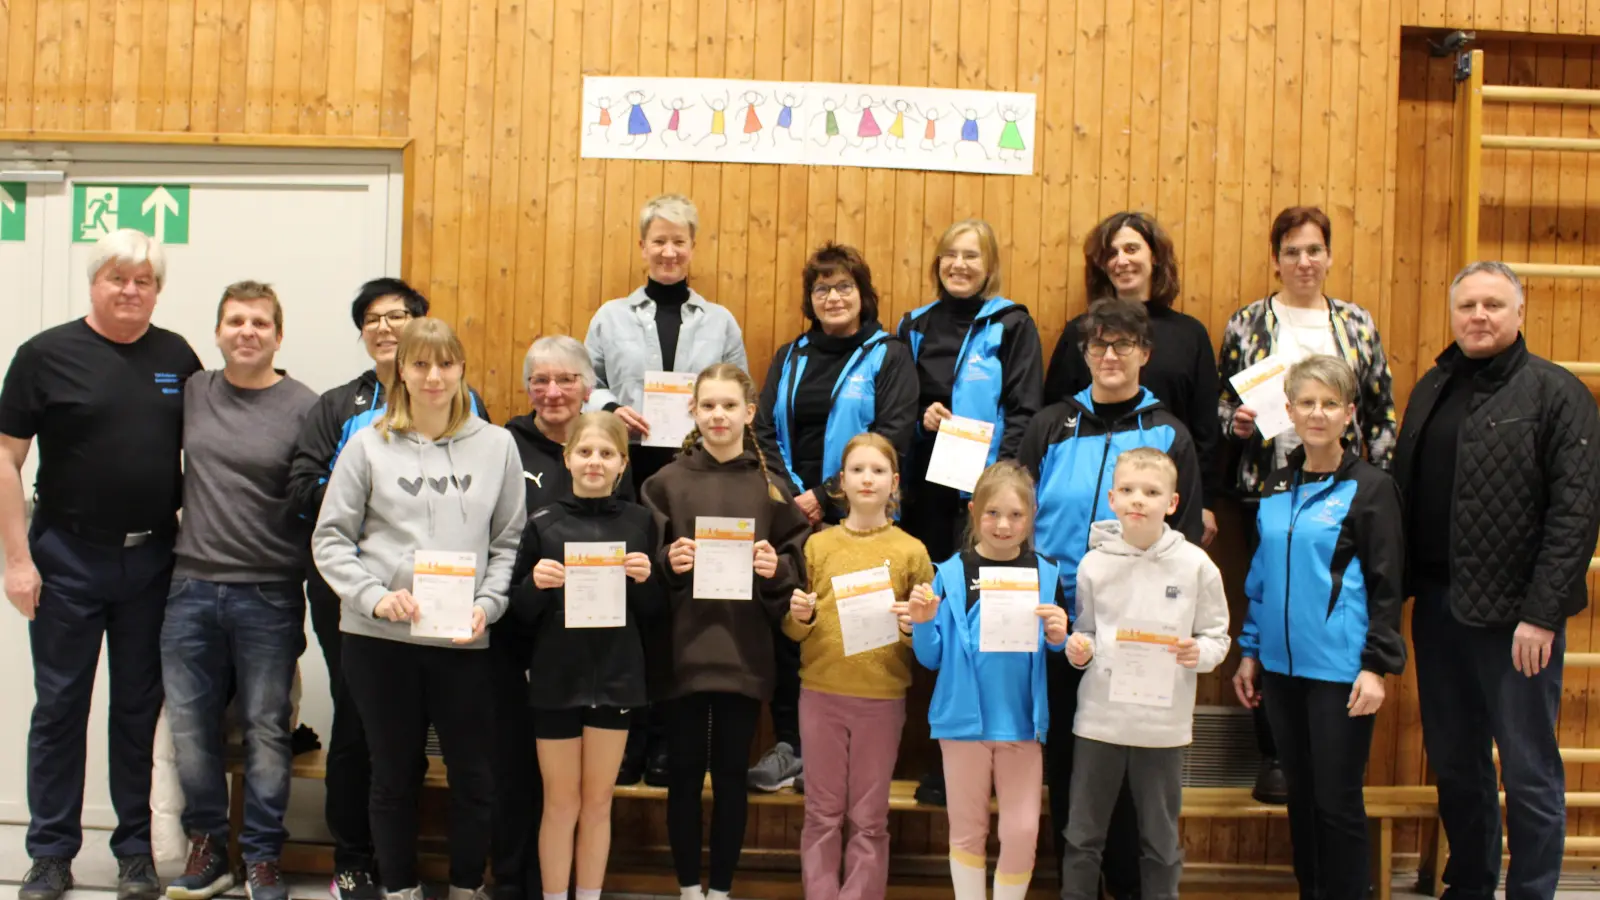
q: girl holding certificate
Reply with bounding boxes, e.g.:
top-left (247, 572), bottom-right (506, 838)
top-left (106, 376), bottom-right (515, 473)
top-left (508, 411), bottom-right (662, 900)
top-left (639, 363), bottom-right (811, 900)
top-left (782, 433), bottom-right (934, 900)
top-left (906, 461), bottom-right (1069, 900)
top-left (312, 319), bottom-right (527, 900)
top-left (1230, 355), bottom-right (1406, 900)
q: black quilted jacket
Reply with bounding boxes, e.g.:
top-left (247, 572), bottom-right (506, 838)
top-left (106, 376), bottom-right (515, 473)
top-left (1394, 337), bottom-right (1600, 629)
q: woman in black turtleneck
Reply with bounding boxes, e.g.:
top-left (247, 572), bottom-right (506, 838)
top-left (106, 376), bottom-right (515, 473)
top-left (753, 243), bottom-right (918, 526)
top-left (582, 193), bottom-right (750, 495)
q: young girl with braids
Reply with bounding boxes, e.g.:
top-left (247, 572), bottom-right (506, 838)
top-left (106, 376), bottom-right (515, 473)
top-left (639, 363), bottom-right (811, 900)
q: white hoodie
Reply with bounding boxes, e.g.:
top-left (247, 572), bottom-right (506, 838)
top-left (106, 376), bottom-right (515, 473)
top-left (1072, 520), bottom-right (1230, 748)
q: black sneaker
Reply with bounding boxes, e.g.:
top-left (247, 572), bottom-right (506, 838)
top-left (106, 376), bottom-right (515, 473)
top-left (245, 861), bottom-right (287, 900)
top-left (19, 857), bottom-right (73, 900)
top-left (644, 744), bottom-right (670, 788)
top-left (1252, 757), bottom-right (1289, 805)
top-left (914, 768), bottom-right (946, 806)
top-left (117, 854), bottom-right (162, 900)
top-left (332, 868), bottom-right (385, 900)
top-left (166, 834), bottom-right (234, 899)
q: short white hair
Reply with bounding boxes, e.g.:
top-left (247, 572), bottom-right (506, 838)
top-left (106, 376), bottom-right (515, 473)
top-left (1449, 260), bottom-right (1524, 308)
top-left (638, 193), bottom-right (698, 240)
top-left (87, 229), bottom-right (167, 289)
top-left (523, 335), bottom-right (596, 388)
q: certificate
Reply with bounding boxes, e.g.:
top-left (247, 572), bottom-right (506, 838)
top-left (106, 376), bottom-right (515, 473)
top-left (1228, 354), bottom-right (1294, 441)
top-left (641, 370), bottom-right (698, 449)
top-left (1107, 619), bottom-right (1181, 708)
top-left (978, 567), bottom-right (1039, 653)
top-left (411, 550), bottom-right (477, 640)
top-left (693, 516), bottom-right (755, 600)
top-left (926, 415), bottom-right (996, 493)
top-left (563, 541), bottom-right (627, 628)
top-left (831, 566), bottom-right (900, 656)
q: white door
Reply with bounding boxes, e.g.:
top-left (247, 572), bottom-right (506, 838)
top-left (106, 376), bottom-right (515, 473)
top-left (0, 146), bottom-right (404, 838)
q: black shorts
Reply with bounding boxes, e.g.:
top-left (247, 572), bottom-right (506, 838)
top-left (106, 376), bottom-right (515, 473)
top-left (533, 705), bottom-right (634, 740)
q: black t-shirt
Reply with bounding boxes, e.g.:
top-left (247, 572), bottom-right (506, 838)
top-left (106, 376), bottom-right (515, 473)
top-left (0, 319), bottom-right (202, 532)
top-left (959, 548), bottom-right (1069, 612)
top-left (1409, 356), bottom-right (1492, 581)
top-left (790, 328), bottom-right (873, 492)
top-left (914, 295), bottom-right (984, 411)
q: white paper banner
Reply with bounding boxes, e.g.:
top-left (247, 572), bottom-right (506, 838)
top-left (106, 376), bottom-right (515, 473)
top-left (581, 76), bottom-right (1037, 176)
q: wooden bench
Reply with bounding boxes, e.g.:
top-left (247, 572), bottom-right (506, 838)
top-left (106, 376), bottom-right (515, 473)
top-left (229, 750), bottom-right (1439, 899)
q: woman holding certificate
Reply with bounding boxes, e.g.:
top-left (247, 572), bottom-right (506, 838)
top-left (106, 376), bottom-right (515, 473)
top-left (312, 319), bottom-right (527, 900)
top-left (1230, 355), bottom-right (1406, 900)
top-left (508, 411), bottom-right (662, 900)
top-left (639, 363), bottom-right (810, 900)
top-left (1217, 205), bottom-right (1397, 806)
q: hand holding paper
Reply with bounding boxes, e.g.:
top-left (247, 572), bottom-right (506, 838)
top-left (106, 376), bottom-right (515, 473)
top-left (623, 551), bottom-right (652, 584)
top-left (1036, 604), bottom-right (1068, 645)
top-left (451, 607), bottom-right (487, 645)
top-left (753, 540), bottom-right (779, 579)
top-left (668, 537), bottom-right (697, 574)
top-left (532, 559), bottom-right (566, 590)
top-left (1169, 636), bottom-right (1200, 668)
top-left (1228, 355), bottom-right (1294, 441)
top-left (641, 371), bottom-right (697, 449)
top-left (374, 589), bottom-right (418, 622)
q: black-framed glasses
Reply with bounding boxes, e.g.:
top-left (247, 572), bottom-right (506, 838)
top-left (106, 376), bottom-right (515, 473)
top-left (362, 310), bottom-right (413, 330)
top-left (1084, 339), bottom-right (1141, 358)
top-left (811, 282), bottom-right (858, 300)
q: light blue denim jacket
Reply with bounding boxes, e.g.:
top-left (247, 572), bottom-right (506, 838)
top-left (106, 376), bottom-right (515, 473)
top-left (583, 285), bottom-right (750, 411)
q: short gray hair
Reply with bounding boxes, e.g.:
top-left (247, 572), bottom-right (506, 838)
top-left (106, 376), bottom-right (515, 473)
top-left (1449, 260), bottom-right (1524, 307)
top-left (638, 193), bottom-right (698, 240)
top-left (87, 229), bottom-right (167, 289)
top-left (523, 334), bottom-right (596, 388)
top-left (1285, 354), bottom-right (1358, 405)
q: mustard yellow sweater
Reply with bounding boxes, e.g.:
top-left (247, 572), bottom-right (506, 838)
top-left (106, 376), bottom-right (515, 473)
top-left (782, 522), bottom-right (935, 700)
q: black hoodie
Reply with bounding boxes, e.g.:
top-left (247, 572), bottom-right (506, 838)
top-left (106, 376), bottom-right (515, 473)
top-left (509, 495), bottom-right (663, 710)
top-left (504, 411), bottom-right (637, 515)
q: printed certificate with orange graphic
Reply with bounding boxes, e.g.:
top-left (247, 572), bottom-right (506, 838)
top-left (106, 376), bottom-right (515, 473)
top-left (564, 541), bottom-right (627, 628)
top-left (1227, 354), bottom-right (1293, 440)
top-left (412, 550), bottom-right (477, 640)
top-left (693, 516), bottom-right (756, 600)
top-left (641, 370), bottom-right (698, 449)
top-left (1108, 618), bottom-right (1180, 708)
top-left (830, 565), bottom-right (899, 656)
top-left (926, 414), bottom-right (995, 493)
top-left (978, 567), bottom-right (1038, 653)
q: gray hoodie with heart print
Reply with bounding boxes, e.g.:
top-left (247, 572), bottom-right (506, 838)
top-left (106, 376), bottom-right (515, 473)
top-left (312, 415), bottom-right (527, 648)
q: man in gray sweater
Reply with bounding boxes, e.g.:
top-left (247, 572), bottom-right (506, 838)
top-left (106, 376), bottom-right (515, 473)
top-left (160, 282), bottom-right (318, 900)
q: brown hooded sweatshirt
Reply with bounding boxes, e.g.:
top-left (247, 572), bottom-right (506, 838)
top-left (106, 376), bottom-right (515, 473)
top-left (640, 445), bottom-right (811, 702)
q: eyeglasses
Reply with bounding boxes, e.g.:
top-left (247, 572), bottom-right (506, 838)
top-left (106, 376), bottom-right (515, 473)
top-left (362, 310), bottom-right (414, 330)
top-left (1280, 245), bottom-right (1328, 263)
top-left (1084, 339), bottom-right (1141, 358)
top-left (811, 282), bottom-right (857, 300)
top-left (105, 273), bottom-right (157, 292)
top-left (1292, 398), bottom-right (1347, 415)
top-left (529, 374), bottom-right (584, 390)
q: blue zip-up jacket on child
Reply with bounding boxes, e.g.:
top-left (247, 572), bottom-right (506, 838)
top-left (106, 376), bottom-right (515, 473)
top-left (913, 550), bottom-right (1066, 742)
top-left (1241, 447), bottom-right (1407, 683)
top-left (898, 296), bottom-right (1044, 470)
top-left (1017, 388), bottom-right (1203, 614)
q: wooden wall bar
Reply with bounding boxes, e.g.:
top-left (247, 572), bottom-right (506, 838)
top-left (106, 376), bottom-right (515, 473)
top-left (3, 0), bottom-right (1600, 872)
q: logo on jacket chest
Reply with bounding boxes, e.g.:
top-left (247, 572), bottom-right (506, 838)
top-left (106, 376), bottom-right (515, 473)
top-left (398, 475), bottom-right (473, 496)
top-left (1313, 495), bottom-right (1347, 525)
top-left (1165, 585), bottom-right (1180, 600)
top-left (524, 470), bottom-right (543, 488)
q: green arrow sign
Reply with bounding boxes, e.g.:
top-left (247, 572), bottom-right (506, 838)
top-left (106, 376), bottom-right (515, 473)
top-left (0, 183), bottom-right (24, 241)
top-left (72, 184), bottom-right (190, 244)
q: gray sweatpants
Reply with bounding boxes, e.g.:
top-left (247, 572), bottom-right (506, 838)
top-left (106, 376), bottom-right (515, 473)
top-left (1059, 737), bottom-right (1185, 900)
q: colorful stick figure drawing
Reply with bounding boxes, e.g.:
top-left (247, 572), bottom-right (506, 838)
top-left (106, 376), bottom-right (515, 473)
top-left (996, 104), bottom-right (1028, 162)
top-left (738, 90), bottom-right (766, 146)
top-left (918, 104), bottom-right (944, 150)
top-left (886, 98), bottom-right (911, 150)
top-left (659, 98), bottom-right (696, 145)
top-left (586, 96), bottom-right (615, 137)
top-left (698, 92), bottom-right (731, 148)
top-left (849, 95), bottom-right (883, 152)
top-left (772, 93), bottom-right (803, 145)
top-left (953, 105), bottom-right (992, 160)
top-left (618, 90), bottom-right (655, 150)
top-left (811, 98), bottom-right (847, 149)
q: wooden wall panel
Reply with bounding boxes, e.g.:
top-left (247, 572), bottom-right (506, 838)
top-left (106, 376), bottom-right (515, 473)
top-left (5, 0), bottom-right (1600, 876)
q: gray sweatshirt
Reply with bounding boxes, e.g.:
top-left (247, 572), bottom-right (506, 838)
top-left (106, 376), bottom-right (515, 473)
top-left (1072, 520), bottom-right (1231, 748)
top-left (312, 415), bottom-right (527, 649)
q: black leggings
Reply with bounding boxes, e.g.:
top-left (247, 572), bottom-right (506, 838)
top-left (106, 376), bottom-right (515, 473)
top-left (665, 692), bottom-right (762, 893)
top-left (343, 635), bottom-right (496, 890)
top-left (488, 632), bottom-right (541, 896)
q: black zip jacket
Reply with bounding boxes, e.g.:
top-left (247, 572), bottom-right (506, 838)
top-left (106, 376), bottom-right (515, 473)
top-left (508, 495), bottom-right (663, 710)
top-left (1394, 336), bottom-right (1600, 629)
top-left (505, 412), bottom-right (636, 513)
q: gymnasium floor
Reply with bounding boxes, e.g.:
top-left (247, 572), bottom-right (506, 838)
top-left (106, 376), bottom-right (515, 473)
top-left (1, 826), bottom-right (1595, 900)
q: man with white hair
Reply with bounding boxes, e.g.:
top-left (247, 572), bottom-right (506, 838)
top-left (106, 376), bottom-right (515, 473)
top-left (0, 229), bottom-right (202, 900)
top-left (1394, 260), bottom-right (1600, 900)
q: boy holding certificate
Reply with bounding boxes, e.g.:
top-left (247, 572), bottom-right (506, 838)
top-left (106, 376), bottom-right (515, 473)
top-left (1059, 448), bottom-right (1231, 900)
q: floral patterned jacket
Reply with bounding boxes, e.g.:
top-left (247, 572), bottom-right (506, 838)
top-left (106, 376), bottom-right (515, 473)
top-left (1217, 295), bottom-right (1398, 496)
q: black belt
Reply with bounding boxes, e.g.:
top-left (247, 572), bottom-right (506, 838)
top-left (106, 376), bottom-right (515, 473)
top-left (35, 508), bottom-right (177, 549)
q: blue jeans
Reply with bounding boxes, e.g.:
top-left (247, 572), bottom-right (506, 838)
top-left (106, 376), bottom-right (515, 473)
top-left (1413, 580), bottom-right (1566, 900)
top-left (160, 578), bottom-right (305, 862)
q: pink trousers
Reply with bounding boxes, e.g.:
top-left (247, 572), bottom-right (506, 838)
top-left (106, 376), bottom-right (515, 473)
top-left (940, 738), bottom-right (1044, 877)
top-left (797, 689), bottom-right (907, 900)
